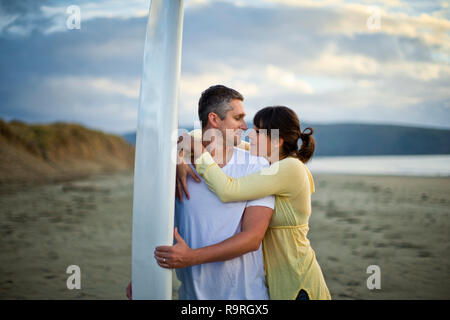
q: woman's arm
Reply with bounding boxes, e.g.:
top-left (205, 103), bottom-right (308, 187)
top-left (154, 205), bottom-right (273, 268)
top-left (175, 129), bottom-right (249, 201)
top-left (188, 129), bottom-right (250, 151)
top-left (175, 131), bottom-right (310, 203)
top-left (195, 153), bottom-right (309, 202)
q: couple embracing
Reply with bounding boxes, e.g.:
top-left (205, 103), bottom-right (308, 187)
top-left (129, 84), bottom-right (331, 300)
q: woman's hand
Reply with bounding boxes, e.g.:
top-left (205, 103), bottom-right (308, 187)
top-left (177, 133), bottom-right (205, 162)
top-left (176, 151), bottom-right (201, 202)
top-left (154, 228), bottom-right (196, 269)
top-left (175, 133), bottom-right (202, 201)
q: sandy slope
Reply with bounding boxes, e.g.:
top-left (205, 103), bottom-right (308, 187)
top-left (0, 171), bottom-right (448, 299)
top-left (0, 120), bottom-right (135, 187)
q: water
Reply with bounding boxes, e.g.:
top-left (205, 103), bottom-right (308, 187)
top-left (308, 154), bottom-right (450, 177)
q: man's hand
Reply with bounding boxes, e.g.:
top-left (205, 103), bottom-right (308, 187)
top-left (154, 228), bottom-right (195, 269)
top-left (126, 281), bottom-right (132, 300)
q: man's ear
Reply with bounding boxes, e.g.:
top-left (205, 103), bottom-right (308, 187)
top-left (207, 112), bottom-right (220, 128)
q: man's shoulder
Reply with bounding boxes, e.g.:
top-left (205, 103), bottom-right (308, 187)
top-left (231, 147), bottom-right (270, 171)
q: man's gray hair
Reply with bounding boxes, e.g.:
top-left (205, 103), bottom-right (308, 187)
top-left (198, 85), bottom-right (244, 128)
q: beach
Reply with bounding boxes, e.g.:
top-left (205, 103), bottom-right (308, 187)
top-left (0, 171), bottom-right (449, 299)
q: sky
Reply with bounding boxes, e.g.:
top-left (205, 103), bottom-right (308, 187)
top-left (0, 0), bottom-right (449, 134)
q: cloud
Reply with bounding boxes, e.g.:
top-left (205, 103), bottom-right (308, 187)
top-left (1, 74), bottom-right (140, 133)
top-left (0, 0), bottom-right (449, 133)
top-left (264, 0), bottom-right (450, 51)
top-left (46, 75), bottom-right (140, 98)
top-left (291, 44), bottom-right (450, 81)
top-left (265, 65), bottom-right (315, 94)
top-left (0, 0), bottom-right (149, 35)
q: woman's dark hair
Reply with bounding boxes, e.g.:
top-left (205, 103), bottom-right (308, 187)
top-left (253, 106), bottom-right (315, 164)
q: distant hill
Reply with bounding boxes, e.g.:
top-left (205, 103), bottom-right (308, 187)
top-left (122, 123), bottom-right (450, 156)
top-left (308, 123), bottom-right (450, 156)
top-left (0, 119), bottom-right (135, 186)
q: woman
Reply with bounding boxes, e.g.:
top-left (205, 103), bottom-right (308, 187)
top-left (156, 106), bottom-right (331, 300)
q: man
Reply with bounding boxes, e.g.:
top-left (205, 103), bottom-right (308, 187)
top-left (127, 85), bottom-right (274, 299)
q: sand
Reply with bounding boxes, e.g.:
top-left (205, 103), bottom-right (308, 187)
top-left (0, 171), bottom-right (449, 299)
top-left (310, 174), bottom-right (450, 299)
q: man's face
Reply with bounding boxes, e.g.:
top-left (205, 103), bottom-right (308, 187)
top-left (216, 99), bottom-right (248, 147)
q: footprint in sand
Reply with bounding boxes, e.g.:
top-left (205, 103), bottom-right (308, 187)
top-left (362, 250), bottom-right (379, 259)
top-left (344, 217), bottom-right (360, 224)
top-left (391, 241), bottom-right (425, 250)
top-left (417, 250), bottom-right (432, 258)
top-left (356, 210), bottom-right (366, 216)
top-left (347, 280), bottom-right (360, 287)
top-left (328, 256), bottom-right (339, 262)
top-left (384, 231), bottom-right (403, 240)
top-left (374, 242), bottom-right (387, 248)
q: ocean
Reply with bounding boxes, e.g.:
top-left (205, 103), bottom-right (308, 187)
top-left (308, 154), bottom-right (450, 177)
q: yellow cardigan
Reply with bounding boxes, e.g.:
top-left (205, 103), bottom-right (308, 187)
top-left (194, 150), bottom-right (331, 300)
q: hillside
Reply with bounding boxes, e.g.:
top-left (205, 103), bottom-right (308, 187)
top-left (309, 123), bottom-right (450, 156)
top-left (122, 123), bottom-right (450, 156)
top-left (0, 119), bottom-right (135, 186)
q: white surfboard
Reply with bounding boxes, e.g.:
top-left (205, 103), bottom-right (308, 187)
top-left (131, 0), bottom-right (184, 300)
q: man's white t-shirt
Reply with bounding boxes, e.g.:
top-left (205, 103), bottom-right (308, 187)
top-left (175, 147), bottom-right (275, 300)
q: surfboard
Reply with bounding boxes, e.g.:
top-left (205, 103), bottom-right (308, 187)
top-left (131, 0), bottom-right (184, 300)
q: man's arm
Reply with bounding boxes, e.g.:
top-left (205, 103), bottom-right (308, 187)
top-left (192, 205), bottom-right (273, 263)
top-left (154, 206), bottom-right (273, 268)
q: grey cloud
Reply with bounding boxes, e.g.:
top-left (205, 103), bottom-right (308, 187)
top-left (0, 0), bottom-right (448, 133)
top-left (0, 0), bottom-right (56, 35)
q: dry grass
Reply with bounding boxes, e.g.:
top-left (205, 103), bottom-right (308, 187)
top-left (0, 119), bottom-right (135, 188)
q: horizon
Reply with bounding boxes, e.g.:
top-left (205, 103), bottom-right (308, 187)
top-left (3, 117), bottom-right (450, 136)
